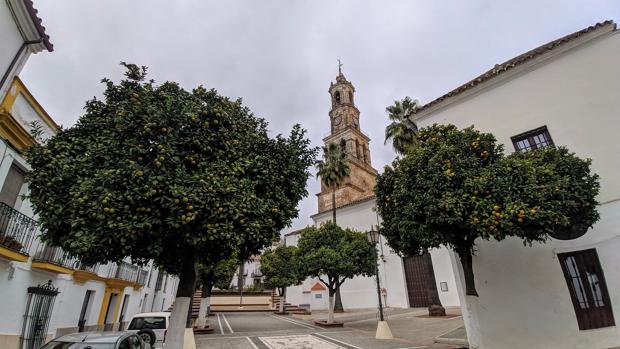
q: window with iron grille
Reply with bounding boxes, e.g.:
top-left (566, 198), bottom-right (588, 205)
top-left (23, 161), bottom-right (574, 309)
top-left (558, 249), bottom-right (614, 330)
top-left (511, 126), bottom-right (554, 152)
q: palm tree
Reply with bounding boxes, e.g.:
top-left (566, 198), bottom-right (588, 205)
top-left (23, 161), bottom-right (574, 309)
top-left (384, 96), bottom-right (420, 155)
top-left (316, 143), bottom-right (350, 223)
top-left (316, 143), bottom-right (350, 312)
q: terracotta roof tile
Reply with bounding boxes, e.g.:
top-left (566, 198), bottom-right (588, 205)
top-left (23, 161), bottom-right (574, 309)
top-left (412, 20), bottom-right (615, 115)
top-left (22, 0), bottom-right (53, 51)
top-left (310, 282), bottom-right (326, 291)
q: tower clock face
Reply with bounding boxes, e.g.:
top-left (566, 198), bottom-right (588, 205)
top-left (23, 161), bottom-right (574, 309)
top-left (334, 116), bottom-right (342, 126)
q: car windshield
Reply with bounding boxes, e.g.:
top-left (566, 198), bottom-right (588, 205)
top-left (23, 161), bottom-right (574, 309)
top-left (40, 342), bottom-right (115, 349)
top-left (128, 316), bottom-right (166, 330)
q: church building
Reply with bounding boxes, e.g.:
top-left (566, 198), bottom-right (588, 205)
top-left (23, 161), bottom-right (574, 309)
top-left (285, 67), bottom-right (461, 311)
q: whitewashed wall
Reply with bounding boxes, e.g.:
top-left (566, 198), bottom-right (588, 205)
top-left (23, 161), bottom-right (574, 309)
top-left (10, 92), bottom-right (57, 140)
top-left (285, 197), bottom-right (460, 310)
top-left (0, 1), bottom-right (27, 101)
top-left (230, 258), bottom-right (263, 288)
top-left (414, 28), bottom-right (620, 349)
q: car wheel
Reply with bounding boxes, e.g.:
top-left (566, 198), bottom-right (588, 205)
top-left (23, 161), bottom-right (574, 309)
top-left (137, 329), bottom-right (156, 346)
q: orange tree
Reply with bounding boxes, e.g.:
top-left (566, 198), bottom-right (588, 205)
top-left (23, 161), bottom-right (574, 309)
top-left (375, 124), bottom-right (599, 296)
top-left (25, 63), bottom-right (317, 343)
top-left (261, 245), bottom-right (304, 314)
top-left (297, 222), bottom-right (376, 324)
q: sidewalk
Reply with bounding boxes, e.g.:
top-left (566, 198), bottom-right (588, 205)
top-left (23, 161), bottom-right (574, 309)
top-left (293, 307), bottom-right (420, 323)
top-left (435, 325), bottom-right (469, 346)
top-left (293, 306), bottom-right (468, 347)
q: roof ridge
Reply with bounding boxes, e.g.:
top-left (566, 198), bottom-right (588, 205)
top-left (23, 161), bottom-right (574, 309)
top-left (412, 20), bottom-right (616, 116)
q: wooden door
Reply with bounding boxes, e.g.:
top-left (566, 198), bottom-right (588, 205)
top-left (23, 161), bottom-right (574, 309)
top-left (402, 253), bottom-right (440, 307)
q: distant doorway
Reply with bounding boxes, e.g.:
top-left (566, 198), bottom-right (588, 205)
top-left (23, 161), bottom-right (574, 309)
top-left (402, 253), bottom-right (440, 307)
top-left (78, 290), bottom-right (95, 332)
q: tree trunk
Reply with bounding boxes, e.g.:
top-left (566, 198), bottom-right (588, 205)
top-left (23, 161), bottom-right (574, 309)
top-left (457, 247), bottom-right (478, 297)
top-left (334, 288), bottom-right (344, 313)
top-left (331, 188), bottom-right (337, 223)
top-left (279, 287), bottom-right (285, 313)
top-left (196, 281), bottom-right (212, 328)
top-left (167, 252), bottom-right (197, 348)
top-left (238, 263), bottom-right (245, 307)
top-left (237, 263), bottom-right (244, 290)
top-left (327, 290), bottom-right (335, 324)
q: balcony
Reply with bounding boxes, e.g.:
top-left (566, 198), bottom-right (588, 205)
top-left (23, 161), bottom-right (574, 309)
top-left (0, 202), bottom-right (37, 262)
top-left (31, 241), bottom-right (78, 274)
top-left (76, 262), bottom-right (100, 274)
top-left (107, 261), bottom-right (148, 290)
top-left (73, 262), bottom-right (103, 284)
top-left (251, 269), bottom-right (263, 277)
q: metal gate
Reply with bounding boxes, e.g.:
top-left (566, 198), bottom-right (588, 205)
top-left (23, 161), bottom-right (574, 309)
top-left (20, 280), bottom-right (59, 349)
top-left (402, 252), bottom-right (440, 307)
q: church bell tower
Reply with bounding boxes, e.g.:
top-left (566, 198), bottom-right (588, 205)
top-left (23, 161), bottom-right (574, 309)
top-left (317, 63), bottom-right (378, 213)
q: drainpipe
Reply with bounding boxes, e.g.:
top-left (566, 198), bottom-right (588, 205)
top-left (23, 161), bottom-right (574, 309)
top-left (0, 40), bottom-right (42, 101)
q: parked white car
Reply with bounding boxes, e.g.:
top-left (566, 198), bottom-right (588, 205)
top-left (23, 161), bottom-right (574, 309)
top-left (126, 312), bottom-right (170, 349)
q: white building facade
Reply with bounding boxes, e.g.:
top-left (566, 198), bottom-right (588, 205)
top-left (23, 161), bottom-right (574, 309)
top-left (412, 20), bottom-right (620, 349)
top-left (230, 255), bottom-right (265, 289)
top-left (0, 0), bottom-right (52, 103)
top-left (285, 197), bottom-right (460, 311)
top-left (0, 77), bottom-right (177, 349)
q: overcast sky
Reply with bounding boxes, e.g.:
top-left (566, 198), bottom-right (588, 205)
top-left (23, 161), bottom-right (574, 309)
top-left (21, 1), bottom-right (619, 233)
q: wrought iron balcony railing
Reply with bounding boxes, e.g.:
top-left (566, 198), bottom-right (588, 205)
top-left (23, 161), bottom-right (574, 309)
top-left (0, 202), bottom-right (37, 255)
top-left (74, 261), bottom-right (100, 274)
top-left (154, 271), bottom-right (164, 291)
top-left (108, 261), bottom-right (138, 281)
top-left (108, 261), bottom-right (147, 285)
top-left (32, 241), bottom-right (78, 269)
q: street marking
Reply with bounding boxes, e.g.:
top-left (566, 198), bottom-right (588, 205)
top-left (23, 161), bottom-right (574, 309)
top-left (312, 333), bottom-right (363, 349)
top-left (280, 316), bottom-right (323, 330)
top-left (273, 314), bottom-right (322, 330)
top-left (222, 313), bottom-right (234, 333)
top-left (216, 313), bottom-right (225, 334)
top-left (259, 334), bottom-right (344, 349)
top-left (246, 336), bottom-right (260, 349)
top-left (318, 330), bottom-right (355, 334)
top-left (269, 314), bottom-right (315, 330)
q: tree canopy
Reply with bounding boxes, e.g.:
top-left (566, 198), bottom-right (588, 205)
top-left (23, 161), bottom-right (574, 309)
top-left (297, 223), bottom-right (376, 290)
top-left (297, 222), bottom-right (375, 322)
top-left (198, 256), bottom-right (239, 294)
top-left (376, 124), bottom-right (600, 296)
top-left (26, 63), bottom-right (316, 271)
top-left (261, 245), bottom-right (303, 292)
top-left (384, 96), bottom-right (419, 155)
top-left (316, 143), bottom-right (350, 223)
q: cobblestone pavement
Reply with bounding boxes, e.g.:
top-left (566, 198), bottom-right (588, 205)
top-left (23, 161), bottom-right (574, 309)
top-left (195, 310), bottom-right (466, 349)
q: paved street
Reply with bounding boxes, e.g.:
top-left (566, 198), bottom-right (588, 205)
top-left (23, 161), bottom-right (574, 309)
top-left (196, 311), bottom-right (466, 349)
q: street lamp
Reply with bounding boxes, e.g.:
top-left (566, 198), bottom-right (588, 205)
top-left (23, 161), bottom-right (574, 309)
top-left (368, 225), bottom-right (393, 340)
